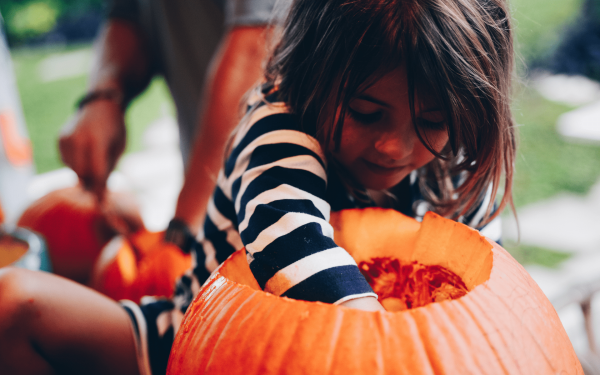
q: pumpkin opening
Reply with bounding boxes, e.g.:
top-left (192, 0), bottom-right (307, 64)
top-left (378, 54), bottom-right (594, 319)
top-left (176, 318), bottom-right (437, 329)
top-left (215, 210), bottom-right (493, 308)
top-left (330, 209), bottom-right (493, 291)
top-left (359, 257), bottom-right (467, 312)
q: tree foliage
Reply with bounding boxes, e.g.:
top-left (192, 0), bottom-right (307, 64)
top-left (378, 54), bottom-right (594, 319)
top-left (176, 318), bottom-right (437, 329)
top-left (0, 0), bottom-right (104, 44)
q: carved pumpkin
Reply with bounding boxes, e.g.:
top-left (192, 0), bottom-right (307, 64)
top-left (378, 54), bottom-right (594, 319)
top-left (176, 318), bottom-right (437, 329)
top-left (89, 230), bottom-right (192, 302)
top-left (17, 185), bottom-right (144, 284)
top-left (167, 208), bottom-right (582, 374)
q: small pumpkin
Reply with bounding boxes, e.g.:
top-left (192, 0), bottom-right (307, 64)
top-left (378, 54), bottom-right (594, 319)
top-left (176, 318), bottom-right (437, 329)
top-left (17, 185), bottom-right (144, 284)
top-left (89, 230), bottom-right (192, 303)
top-left (167, 208), bottom-right (582, 374)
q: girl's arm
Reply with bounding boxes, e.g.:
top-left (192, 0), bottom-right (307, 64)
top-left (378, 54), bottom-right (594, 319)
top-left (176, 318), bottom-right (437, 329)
top-left (340, 296), bottom-right (385, 311)
top-left (212, 109), bottom-right (380, 308)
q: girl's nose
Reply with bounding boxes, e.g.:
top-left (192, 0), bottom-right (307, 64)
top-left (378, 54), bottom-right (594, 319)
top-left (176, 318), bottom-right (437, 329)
top-left (374, 128), bottom-right (416, 161)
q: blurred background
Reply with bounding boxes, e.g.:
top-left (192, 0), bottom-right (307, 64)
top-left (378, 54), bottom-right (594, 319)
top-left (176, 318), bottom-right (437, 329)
top-left (0, 0), bottom-right (599, 370)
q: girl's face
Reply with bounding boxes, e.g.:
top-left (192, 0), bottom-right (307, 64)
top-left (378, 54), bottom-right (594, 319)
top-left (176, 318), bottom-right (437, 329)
top-left (331, 67), bottom-right (449, 191)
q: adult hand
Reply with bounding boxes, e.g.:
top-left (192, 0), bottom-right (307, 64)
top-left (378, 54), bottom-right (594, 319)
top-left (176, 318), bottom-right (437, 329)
top-left (59, 99), bottom-right (126, 199)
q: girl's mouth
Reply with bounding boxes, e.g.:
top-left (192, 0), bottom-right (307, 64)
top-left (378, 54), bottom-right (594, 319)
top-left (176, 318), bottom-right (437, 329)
top-left (362, 159), bottom-right (406, 176)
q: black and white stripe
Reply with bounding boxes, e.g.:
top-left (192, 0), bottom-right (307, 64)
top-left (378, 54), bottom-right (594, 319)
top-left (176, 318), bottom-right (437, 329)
top-left (199, 100), bottom-right (376, 304)
top-left (196, 95), bottom-right (502, 303)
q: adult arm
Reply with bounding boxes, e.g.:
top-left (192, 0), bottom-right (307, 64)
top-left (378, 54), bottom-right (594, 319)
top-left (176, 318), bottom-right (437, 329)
top-left (172, 26), bottom-right (270, 234)
top-left (59, 19), bottom-right (152, 199)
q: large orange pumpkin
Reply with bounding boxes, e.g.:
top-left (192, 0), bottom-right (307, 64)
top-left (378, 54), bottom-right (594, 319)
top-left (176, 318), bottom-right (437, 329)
top-left (89, 230), bottom-right (192, 302)
top-left (17, 185), bottom-right (144, 284)
top-left (167, 208), bottom-right (582, 374)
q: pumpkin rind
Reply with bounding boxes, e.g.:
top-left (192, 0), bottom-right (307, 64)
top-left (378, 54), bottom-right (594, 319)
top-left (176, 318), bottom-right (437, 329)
top-left (17, 185), bottom-right (144, 283)
top-left (88, 235), bottom-right (139, 300)
top-left (168, 209), bottom-right (582, 374)
top-left (89, 230), bottom-right (192, 302)
top-left (129, 238), bottom-right (191, 301)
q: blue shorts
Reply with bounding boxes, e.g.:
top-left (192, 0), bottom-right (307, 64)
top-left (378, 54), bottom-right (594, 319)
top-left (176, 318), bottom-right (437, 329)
top-left (121, 297), bottom-right (179, 375)
top-left (120, 271), bottom-right (198, 375)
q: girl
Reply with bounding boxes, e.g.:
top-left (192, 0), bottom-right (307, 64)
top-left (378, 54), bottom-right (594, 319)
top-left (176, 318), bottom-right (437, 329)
top-left (124, 0), bottom-right (516, 370)
top-left (173, 0), bottom-right (515, 310)
top-left (0, 0), bottom-right (515, 373)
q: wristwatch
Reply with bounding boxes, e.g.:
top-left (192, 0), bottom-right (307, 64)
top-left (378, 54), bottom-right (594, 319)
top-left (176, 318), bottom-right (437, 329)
top-left (165, 218), bottom-right (196, 254)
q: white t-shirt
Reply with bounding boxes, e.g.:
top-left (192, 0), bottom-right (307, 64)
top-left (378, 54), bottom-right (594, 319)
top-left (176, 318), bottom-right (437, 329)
top-left (108, 0), bottom-right (290, 163)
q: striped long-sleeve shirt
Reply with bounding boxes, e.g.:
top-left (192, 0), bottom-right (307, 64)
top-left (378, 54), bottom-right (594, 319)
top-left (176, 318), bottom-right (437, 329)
top-left (197, 100), bottom-right (378, 304)
top-left (192, 95), bottom-right (502, 305)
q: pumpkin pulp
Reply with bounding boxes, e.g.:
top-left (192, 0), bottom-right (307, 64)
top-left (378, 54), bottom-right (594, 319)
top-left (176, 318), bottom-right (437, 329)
top-left (359, 257), bottom-right (468, 312)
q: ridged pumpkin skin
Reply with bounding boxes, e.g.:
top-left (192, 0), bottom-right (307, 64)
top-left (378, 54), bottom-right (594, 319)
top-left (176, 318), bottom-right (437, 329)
top-left (167, 209), bottom-right (582, 374)
top-left (89, 230), bottom-right (192, 303)
top-left (17, 185), bottom-right (144, 284)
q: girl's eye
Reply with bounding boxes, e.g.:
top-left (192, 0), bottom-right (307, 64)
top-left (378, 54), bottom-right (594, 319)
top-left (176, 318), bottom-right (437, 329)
top-left (416, 118), bottom-right (446, 131)
top-left (348, 108), bottom-right (383, 124)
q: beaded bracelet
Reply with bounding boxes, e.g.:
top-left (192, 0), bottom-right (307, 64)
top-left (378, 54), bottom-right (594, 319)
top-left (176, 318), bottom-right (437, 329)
top-left (76, 89), bottom-right (124, 110)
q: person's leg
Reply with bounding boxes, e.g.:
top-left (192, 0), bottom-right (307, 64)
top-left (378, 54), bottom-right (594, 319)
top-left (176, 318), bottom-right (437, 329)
top-left (0, 267), bottom-right (140, 375)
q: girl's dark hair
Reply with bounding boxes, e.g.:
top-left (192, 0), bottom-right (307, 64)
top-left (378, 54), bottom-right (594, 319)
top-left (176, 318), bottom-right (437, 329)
top-left (264, 0), bottom-right (517, 223)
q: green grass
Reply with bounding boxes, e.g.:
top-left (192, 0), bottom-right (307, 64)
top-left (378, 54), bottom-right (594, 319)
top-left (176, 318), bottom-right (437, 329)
top-left (124, 78), bottom-right (175, 155)
top-left (503, 242), bottom-right (573, 268)
top-left (511, 0), bottom-right (583, 64)
top-left (12, 45), bottom-right (87, 173)
top-left (503, 0), bottom-right (597, 265)
top-left (511, 85), bottom-right (600, 208)
top-left (11, 44), bottom-right (174, 173)
top-left (502, 83), bottom-right (600, 267)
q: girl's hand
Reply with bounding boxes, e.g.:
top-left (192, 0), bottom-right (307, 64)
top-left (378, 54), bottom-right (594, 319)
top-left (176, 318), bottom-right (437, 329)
top-left (339, 296), bottom-right (385, 312)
